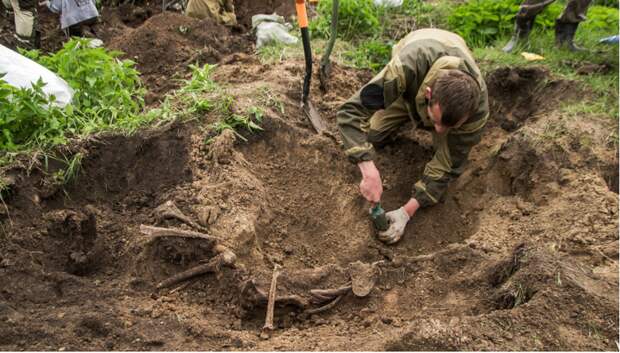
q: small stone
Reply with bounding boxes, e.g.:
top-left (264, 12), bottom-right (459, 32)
top-left (231, 337), bottom-right (243, 348)
top-left (558, 168), bottom-right (573, 185)
top-left (362, 319), bottom-right (372, 328)
top-left (232, 319), bottom-right (243, 330)
top-left (59, 347), bottom-right (66, 351)
top-left (360, 307), bottom-right (375, 316)
top-left (150, 310), bottom-right (161, 319)
top-left (57, 313), bottom-right (65, 319)
top-left (283, 245), bottom-right (294, 255)
top-left (381, 317), bottom-right (393, 325)
top-left (132, 307), bottom-right (152, 317)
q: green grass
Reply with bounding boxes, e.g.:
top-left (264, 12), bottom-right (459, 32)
top-left (256, 86), bottom-right (286, 114)
top-left (49, 152), bottom-right (83, 186)
top-left (143, 64), bottom-right (264, 144)
top-left (475, 27), bottom-right (619, 120)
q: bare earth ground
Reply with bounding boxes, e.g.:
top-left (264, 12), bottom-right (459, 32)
top-left (0, 1), bottom-right (618, 350)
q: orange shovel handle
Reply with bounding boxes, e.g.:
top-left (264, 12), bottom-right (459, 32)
top-left (295, 0), bottom-right (309, 28)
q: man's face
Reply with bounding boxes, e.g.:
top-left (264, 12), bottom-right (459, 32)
top-left (427, 103), bottom-right (468, 134)
top-left (427, 103), bottom-right (448, 134)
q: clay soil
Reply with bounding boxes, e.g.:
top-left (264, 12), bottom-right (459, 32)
top-left (1, 1), bottom-right (619, 351)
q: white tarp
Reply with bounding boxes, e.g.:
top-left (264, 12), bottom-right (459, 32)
top-left (0, 44), bottom-right (73, 107)
top-left (373, 0), bottom-right (403, 6)
top-left (252, 14), bottom-right (298, 49)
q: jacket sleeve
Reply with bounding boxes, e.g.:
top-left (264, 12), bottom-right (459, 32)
top-left (413, 108), bottom-right (488, 208)
top-left (336, 55), bottom-right (415, 164)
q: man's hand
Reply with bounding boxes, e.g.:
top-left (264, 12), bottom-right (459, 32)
top-left (377, 207), bottom-right (410, 244)
top-left (357, 160), bottom-right (382, 202)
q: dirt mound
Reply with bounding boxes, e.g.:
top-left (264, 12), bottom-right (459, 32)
top-left (387, 244), bottom-right (618, 350)
top-left (107, 12), bottom-right (251, 97)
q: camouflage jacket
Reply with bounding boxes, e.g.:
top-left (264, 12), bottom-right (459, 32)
top-left (337, 29), bottom-right (489, 208)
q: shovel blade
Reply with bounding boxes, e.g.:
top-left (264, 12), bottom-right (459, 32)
top-left (303, 100), bottom-right (327, 134)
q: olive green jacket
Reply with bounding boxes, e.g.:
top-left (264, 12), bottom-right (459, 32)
top-left (337, 29), bottom-right (489, 208)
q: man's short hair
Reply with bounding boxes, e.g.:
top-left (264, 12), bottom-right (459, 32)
top-left (430, 70), bottom-right (480, 127)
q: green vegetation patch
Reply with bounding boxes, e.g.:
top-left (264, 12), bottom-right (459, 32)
top-left (146, 64), bottom-right (264, 144)
top-left (1, 38), bottom-right (147, 155)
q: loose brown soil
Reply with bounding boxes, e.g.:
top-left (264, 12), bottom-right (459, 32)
top-left (0, 2), bottom-right (618, 351)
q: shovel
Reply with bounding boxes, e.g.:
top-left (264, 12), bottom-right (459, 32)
top-left (295, 0), bottom-right (327, 134)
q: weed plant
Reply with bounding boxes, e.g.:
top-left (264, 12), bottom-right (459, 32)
top-left (145, 64), bottom-right (264, 144)
top-left (23, 38), bottom-right (146, 132)
top-left (448, 0), bottom-right (618, 46)
top-left (1, 38), bottom-right (147, 157)
top-left (0, 77), bottom-right (69, 150)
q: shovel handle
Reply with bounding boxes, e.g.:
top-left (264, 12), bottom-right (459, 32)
top-left (295, 0), bottom-right (309, 29)
top-left (295, 0), bottom-right (312, 103)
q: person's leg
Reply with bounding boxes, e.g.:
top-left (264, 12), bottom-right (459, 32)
top-left (365, 97), bottom-right (413, 149)
top-left (10, 0), bottom-right (38, 48)
top-left (503, 0), bottom-right (556, 53)
top-left (2, 0), bottom-right (13, 16)
top-left (67, 25), bottom-right (82, 37)
top-left (555, 0), bottom-right (592, 51)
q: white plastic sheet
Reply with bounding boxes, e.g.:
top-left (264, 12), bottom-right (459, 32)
top-left (0, 44), bottom-right (73, 107)
top-left (252, 14), bottom-right (298, 49)
top-left (373, 0), bottom-right (403, 7)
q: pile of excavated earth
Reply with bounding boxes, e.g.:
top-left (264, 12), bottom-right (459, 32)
top-left (0, 1), bottom-right (618, 350)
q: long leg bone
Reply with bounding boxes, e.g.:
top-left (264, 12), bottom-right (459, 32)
top-left (156, 245), bottom-right (236, 289)
top-left (261, 264), bottom-right (281, 338)
top-left (140, 224), bottom-right (219, 242)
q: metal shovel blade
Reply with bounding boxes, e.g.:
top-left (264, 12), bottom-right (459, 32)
top-left (302, 100), bottom-right (327, 134)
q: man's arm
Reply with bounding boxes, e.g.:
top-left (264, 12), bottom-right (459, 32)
top-left (337, 52), bottom-right (416, 164)
top-left (337, 90), bottom-right (377, 163)
top-left (413, 116), bottom-right (487, 208)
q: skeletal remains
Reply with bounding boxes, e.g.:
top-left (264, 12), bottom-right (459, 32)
top-left (142, 201), bottom-right (388, 335)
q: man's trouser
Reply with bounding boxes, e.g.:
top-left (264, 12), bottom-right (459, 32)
top-left (363, 97), bottom-right (414, 147)
top-left (516, 0), bottom-right (592, 23)
top-left (9, 0), bottom-right (37, 43)
top-left (185, 0), bottom-right (236, 25)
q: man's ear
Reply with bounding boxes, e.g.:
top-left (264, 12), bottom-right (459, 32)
top-left (425, 87), bottom-right (432, 100)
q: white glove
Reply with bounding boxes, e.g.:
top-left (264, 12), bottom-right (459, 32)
top-left (377, 207), bottom-right (410, 245)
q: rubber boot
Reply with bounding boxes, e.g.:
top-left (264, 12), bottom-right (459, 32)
top-left (502, 17), bottom-right (535, 53)
top-left (14, 29), bottom-right (39, 49)
top-left (555, 20), bottom-right (586, 51)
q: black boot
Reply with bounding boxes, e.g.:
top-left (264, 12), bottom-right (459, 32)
top-left (555, 20), bottom-right (586, 51)
top-left (503, 17), bottom-right (535, 53)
